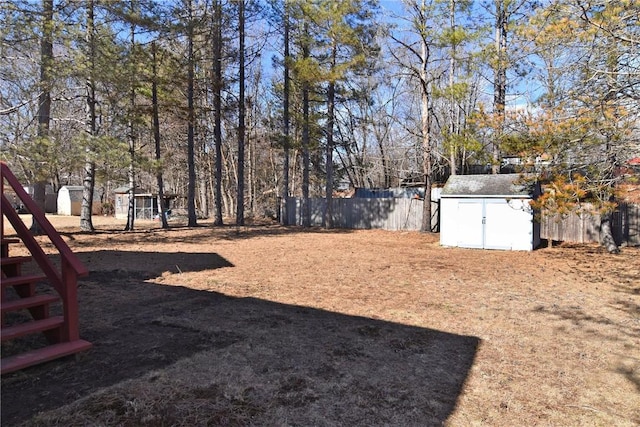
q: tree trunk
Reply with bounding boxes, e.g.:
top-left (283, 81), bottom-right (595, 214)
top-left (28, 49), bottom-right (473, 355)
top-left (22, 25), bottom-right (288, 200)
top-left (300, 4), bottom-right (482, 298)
top-left (600, 211), bottom-right (620, 254)
top-left (301, 22), bottom-right (311, 228)
top-left (81, 0), bottom-right (96, 232)
top-left (419, 21), bottom-right (433, 233)
top-left (236, 0), bottom-right (245, 226)
top-left (80, 159), bottom-right (95, 231)
top-left (282, 4), bottom-right (290, 225)
top-left (152, 41), bottom-right (168, 228)
top-left (325, 79), bottom-right (335, 229)
top-left (124, 1), bottom-right (136, 231)
top-left (448, 0), bottom-right (457, 176)
top-left (492, 0), bottom-right (507, 174)
top-left (31, 0), bottom-right (54, 235)
top-left (187, 0), bottom-right (197, 227)
top-left (213, 0), bottom-right (223, 226)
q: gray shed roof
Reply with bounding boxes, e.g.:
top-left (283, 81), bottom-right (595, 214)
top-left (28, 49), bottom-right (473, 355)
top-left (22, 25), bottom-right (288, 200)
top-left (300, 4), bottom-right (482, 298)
top-left (113, 186), bottom-right (152, 195)
top-left (441, 174), bottom-right (535, 198)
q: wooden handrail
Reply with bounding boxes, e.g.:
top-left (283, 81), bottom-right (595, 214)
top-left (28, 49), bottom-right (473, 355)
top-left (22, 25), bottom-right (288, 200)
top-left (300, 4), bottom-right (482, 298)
top-left (1, 162), bottom-right (88, 277)
top-left (1, 194), bottom-right (64, 292)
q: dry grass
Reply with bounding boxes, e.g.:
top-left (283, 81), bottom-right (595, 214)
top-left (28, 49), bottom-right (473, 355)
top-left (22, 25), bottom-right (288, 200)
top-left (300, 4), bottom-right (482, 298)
top-left (1, 214), bottom-right (639, 426)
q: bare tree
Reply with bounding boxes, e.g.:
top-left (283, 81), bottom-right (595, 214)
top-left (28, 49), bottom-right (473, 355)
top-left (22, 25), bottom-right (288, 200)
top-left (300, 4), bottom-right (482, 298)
top-left (390, 0), bottom-right (441, 232)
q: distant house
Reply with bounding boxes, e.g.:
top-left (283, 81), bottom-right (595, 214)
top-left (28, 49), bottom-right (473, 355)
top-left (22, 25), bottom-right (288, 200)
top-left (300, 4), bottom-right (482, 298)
top-left (57, 186), bottom-right (102, 216)
top-left (114, 186), bottom-right (173, 220)
top-left (440, 174), bottom-right (541, 251)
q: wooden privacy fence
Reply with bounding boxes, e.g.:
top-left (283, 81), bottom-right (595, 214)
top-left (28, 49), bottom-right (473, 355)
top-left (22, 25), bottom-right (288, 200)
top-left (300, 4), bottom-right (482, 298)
top-left (540, 202), bottom-right (640, 246)
top-left (284, 197), bottom-right (639, 246)
top-left (284, 197), bottom-right (439, 231)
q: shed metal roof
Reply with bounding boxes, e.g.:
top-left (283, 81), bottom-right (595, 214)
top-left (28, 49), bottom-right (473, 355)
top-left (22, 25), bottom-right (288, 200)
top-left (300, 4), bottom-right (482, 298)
top-left (114, 186), bottom-right (151, 195)
top-left (441, 174), bottom-right (535, 198)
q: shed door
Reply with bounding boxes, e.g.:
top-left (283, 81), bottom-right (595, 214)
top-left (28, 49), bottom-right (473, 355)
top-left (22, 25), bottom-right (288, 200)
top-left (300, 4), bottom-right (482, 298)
top-left (457, 201), bottom-right (484, 248)
top-left (484, 200), bottom-right (514, 250)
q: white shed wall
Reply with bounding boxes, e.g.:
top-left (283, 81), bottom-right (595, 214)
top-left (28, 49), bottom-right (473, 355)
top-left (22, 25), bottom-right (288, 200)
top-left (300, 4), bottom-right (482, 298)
top-left (57, 186), bottom-right (101, 216)
top-left (57, 188), bottom-right (74, 215)
top-left (440, 197), bottom-right (536, 251)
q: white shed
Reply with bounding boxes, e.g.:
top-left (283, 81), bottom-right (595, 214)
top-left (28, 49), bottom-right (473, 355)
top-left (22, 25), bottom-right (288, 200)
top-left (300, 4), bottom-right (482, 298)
top-left (440, 174), bottom-right (541, 251)
top-left (57, 186), bottom-right (84, 216)
top-left (57, 186), bottom-right (102, 216)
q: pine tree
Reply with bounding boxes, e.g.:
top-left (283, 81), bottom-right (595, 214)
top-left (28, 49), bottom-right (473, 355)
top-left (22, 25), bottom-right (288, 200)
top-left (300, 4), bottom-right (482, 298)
top-left (526, 0), bottom-right (639, 253)
top-left (80, 0), bottom-right (97, 232)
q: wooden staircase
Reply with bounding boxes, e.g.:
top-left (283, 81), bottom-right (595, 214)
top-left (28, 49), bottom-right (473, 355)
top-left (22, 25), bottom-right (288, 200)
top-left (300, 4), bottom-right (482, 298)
top-left (1, 162), bottom-right (91, 374)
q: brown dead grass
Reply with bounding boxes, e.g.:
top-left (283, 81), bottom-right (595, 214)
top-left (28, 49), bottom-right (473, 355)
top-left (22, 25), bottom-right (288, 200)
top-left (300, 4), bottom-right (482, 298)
top-left (1, 214), bottom-right (639, 426)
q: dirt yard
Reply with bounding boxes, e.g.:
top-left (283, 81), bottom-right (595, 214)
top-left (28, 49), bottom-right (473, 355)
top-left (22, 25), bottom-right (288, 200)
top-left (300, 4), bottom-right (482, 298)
top-left (1, 214), bottom-right (639, 426)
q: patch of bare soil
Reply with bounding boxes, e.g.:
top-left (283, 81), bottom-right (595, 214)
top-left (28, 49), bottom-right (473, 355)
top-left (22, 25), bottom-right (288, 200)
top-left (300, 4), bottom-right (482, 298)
top-left (1, 215), bottom-right (639, 426)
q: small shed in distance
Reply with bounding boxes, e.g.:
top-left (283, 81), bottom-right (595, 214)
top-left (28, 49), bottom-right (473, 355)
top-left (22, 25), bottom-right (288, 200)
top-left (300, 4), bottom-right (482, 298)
top-left (440, 174), bottom-right (541, 251)
top-left (57, 186), bottom-right (102, 216)
top-left (114, 186), bottom-right (174, 220)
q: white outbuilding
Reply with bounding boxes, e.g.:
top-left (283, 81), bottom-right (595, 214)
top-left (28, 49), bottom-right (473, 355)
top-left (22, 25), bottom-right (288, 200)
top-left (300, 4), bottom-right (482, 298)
top-left (439, 174), bottom-right (541, 251)
top-left (57, 186), bottom-right (84, 216)
top-left (57, 186), bottom-right (102, 216)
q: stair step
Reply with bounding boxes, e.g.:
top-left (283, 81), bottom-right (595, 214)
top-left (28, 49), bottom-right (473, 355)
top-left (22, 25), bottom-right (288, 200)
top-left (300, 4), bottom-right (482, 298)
top-left (1, 316), bottom-right (64, 341)
top-left (1, 339), bottom-right (92, 375)
top-left (1, 274), bottom-right (47, 288)
top-left (1, 256), bottom-right (32, 266)
top-left (1, 238), bottom-right (21, 245)
top-left (1, 238), bottom-right (21, 258)
top-left (1, 294), bottom-right (59, 313)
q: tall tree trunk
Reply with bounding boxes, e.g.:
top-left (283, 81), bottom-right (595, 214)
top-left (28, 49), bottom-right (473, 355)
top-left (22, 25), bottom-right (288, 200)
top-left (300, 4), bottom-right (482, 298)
top-left (213, 0), bottom-right (224, 226)
top-left (301, 22), bottom-right (311, 228)
top-left (187, 0), bottom-right (197, 227)
top-left (420, 19), bottom-right (433, 233)
top-left (31, 0), bottom-right (54, 234)
top-left (282, 3), bottom-right (290, 225)
top-left (236, 0), bottom-right (246, 226)
top-left (125, 1), bottom-right (136, 231)
top-left (420, 84), bottom-right (433, 233)
top-left (247, 125), bottom-right (254, 217)
top-left (152, 41), bottom-right (168, 228)
top-left (325, 78), bottom-right (335, 229)
top-left (598, 33), bottom-right (622, 254)
top-left (448, 0), bottom-right (457, 176)
top-left (492, 0), bottom-right (507, 174)
top-left (81, 0), bottom-right (96, 232)
top-left (247, 66), bottom-right (261, 218)
top-left (600, 209), bottom-right (620, 254)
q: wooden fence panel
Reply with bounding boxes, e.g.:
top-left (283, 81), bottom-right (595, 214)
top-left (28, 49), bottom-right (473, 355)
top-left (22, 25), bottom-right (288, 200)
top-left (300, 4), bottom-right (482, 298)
top-left (285, 197), bottom-right (437, 231)
top-left (540, 202), bottom-right (639, 246)
top-left (285, 198), bottom-right (638, 246)
top-left (615, 203), bottom-right (640, 246)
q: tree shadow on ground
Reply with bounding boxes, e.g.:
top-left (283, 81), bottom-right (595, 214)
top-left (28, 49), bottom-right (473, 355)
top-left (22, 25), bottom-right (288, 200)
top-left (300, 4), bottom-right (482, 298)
top-left (79, 250), bottom-right (235, 275)
top-left (1, 250), bottom-right (479, 426)
top-left (57, 223), bottom-right (356, 248)
top-left (15, 250), bottom-right (234, 279)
